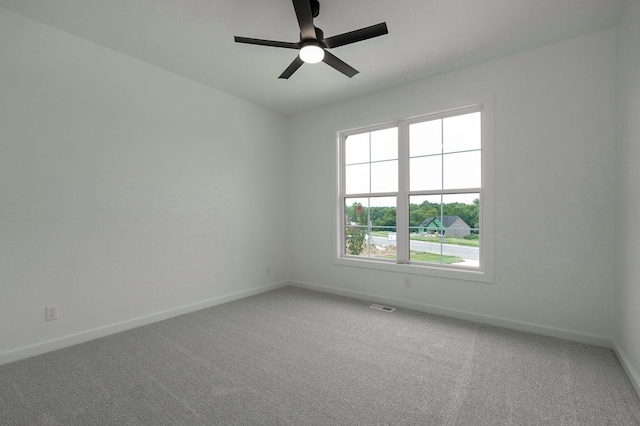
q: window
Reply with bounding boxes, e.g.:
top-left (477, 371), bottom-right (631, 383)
top-left (337, 99), bottom-right (493, 281)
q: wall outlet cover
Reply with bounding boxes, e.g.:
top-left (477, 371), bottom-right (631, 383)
top-left (45, 305), bottom-right (58, 321)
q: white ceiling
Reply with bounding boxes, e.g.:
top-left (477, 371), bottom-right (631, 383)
top-left (0, 0), bottom-right (624, 115)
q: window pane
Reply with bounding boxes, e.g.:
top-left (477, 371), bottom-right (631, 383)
top-left (371, 160), bottom-right (398, 193)
top-left (443, 151), bottom-right (481, 190)
top-left (371, 127), bottom-right (398, 162)
top-left (410, 155), bottom-right (442, 191)
top-left (344, 198), bottom-right (369, 257)
top-left (442, 193), bottom-right (480, 233)
top-left (410, 120), bottom-right (441, 157)
top-left (443, 112), bottom-right (481, 153)
top-left (408, 194), bottom-right (479, 267)
top-left (345, 133), bottom-right (369, 165)
top-left (344, 196), bottom-right (396, 260)
top-left (409, 194), bottom-right (446, 264)
top-left (442, 193), bottom-right (480, 268)
top-left (345, 163), bottom-right (369, 194)
top-left (409, 194), bottom-right (442, 236)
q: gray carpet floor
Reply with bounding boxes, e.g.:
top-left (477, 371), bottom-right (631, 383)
top-left (1, 286), bottom-right (639, 425)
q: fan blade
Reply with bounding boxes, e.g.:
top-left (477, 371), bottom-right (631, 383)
top-left (323, 22), bottom-right (388, 49)
top-left (292, 0), bottom-right (316, 40)
top-left (234, 36), bottom-right (299, 49)
top-left (322, 51), bottom-right (358, 78)
top-left (279, 56), bottom-right (305, 79)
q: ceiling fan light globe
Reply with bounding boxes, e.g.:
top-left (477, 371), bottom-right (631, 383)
top-left (299, 45), bottom-right (324, 64)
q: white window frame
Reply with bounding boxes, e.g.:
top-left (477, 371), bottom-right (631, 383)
top-left (334, 94), bottom-right (494, 283)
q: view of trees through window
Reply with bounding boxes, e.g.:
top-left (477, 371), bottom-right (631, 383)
top-left (343, 196), bottom-right (480, 266)
top-left (346, 199), bottom-right (479, 233)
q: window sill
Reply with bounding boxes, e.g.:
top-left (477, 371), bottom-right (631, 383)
top-left (333, 256), bottom-right (494, 283)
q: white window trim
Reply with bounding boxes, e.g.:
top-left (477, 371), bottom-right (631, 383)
top-left (333, 94), bottom-right (495, 283)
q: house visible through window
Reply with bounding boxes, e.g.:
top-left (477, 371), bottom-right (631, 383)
top-left (339, 105), bottom-right (485, 273)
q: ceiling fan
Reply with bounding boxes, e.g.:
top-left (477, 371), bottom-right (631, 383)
top-left (234, 0), bottom-right (388, 79)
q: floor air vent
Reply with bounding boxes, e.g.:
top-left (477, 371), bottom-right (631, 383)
top-left (369, 304), bottom-right (396, 313)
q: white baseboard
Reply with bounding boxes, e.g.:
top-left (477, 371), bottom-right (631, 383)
top-left (289, 280), bottom-right (613, 348)
top-left (0, 282), bottom-right (287, 366)
top-left (612, 340), bottom-right (640, 399)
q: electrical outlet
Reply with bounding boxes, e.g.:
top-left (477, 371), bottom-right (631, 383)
top-left (45, 305), bottom-right (58, 321)
top-left (404, 277), bottom-right (412, 288)
top-left (265, 266), bottom-right (271, 275)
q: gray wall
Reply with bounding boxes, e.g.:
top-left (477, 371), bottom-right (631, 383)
top-left (615, 0), bottom-right (640, 396)
top-left (288, 29), bottom-right (617, 344)
top-left (0, 7), bottom-right (290, 362)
